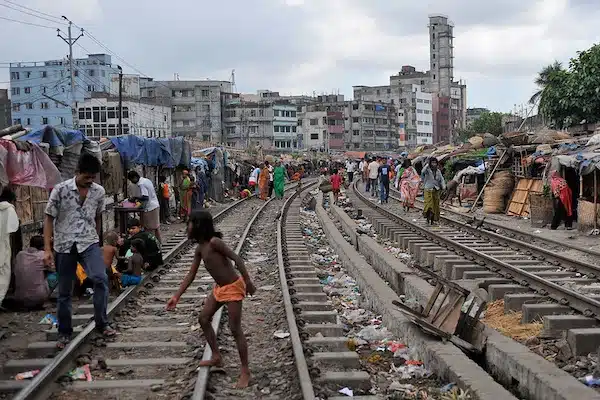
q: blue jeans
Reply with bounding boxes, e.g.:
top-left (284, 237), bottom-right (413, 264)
top-left (380, 179), bottom-right (390, 202)
top-left (56, 243), bottom-right (109, 336)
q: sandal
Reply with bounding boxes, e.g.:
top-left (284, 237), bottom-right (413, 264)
top-left (56, 334), bottom-right (71, 349)
top-left (99, 325), bottom-right (117, 337)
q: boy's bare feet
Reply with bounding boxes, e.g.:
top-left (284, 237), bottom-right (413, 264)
top-left (198, 355), bottom-right (223, 367)
top-left (235, 369), bottom-right (250, 388)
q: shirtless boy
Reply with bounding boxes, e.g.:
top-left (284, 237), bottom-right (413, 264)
top-left (166, 210), bottom-right (256, 388)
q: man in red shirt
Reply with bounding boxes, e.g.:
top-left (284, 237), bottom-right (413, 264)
top-left (330, 168), bottom-right (343, 204)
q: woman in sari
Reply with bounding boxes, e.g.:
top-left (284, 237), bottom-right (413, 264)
top-left (273, 161), bottom-right (287, 199)
top-left (400, 159), bottom-right (420, 212)
top-left (258, 163), bottom-right (269, 200)
top-left (179, 170), bottom-right (192, 221)
top-left (550, 170), bottom-right (573, 230)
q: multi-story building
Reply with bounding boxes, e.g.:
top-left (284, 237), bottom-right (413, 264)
top-left (300, 109), bottom-right (328, 151)
top-left (273, 103), bottom-right (300, 150)
top-left (140, 79), bottom-right (232, 142)
top-left (77, 94), bottom-right (171, 139)
top-left (0, 89), bottom-right (10, 130)
top-left (9, 54), bottom-right (119, 129)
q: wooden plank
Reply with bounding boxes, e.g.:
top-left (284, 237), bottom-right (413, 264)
top-left (506, 178), bottom-right (543, 217)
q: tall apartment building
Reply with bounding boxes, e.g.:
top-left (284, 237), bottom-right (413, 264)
top-left (0, 89), bottom-right (10, 130)
top-left (9, 54), bottom-right (119, 129)
top-left (77, 94), bottom-right (171, 139)
top-left (140, 79), bottom-right (232, 142)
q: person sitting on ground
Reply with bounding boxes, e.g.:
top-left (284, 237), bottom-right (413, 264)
top-left (13, 235), bottom-right (55, 309)
top-left (119, 238), bottom-right (144, 287)
top-left (118, 218), bottom-right (163, 272)
top-left (166, 210), bottom-right (257, 388)
top-left (127, 170), bottom-right (162, 243)
top-left (103, 231), bottom-right (123, 291)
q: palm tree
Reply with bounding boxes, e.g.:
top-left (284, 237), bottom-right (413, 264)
top-left (529, 61), bottom-right (563, 105)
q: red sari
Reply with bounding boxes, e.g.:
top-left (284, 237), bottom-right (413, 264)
top-left (550, 171), bottom-right (572, 216)
top-left (258, 167), bottom-right (269, 200)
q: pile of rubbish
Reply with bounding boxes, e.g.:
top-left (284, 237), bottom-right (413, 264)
top-left (299, 206), bottom-right (465, 398)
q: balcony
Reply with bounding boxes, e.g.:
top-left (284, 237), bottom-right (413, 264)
top-left (328, 125), bottom-right (344, 134)
top-left (172, 111), bottom-right (196, 120)
top-left (329, 138), bottom-right (344, 149)
top-left (327, 111), bottom-right (343, 119)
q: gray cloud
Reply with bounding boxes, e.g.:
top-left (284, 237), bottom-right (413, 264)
top-left (1, 0), bottom-right (599, 111)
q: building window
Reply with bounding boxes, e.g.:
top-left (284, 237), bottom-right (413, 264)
top-left (250, 109), bottom-right (256, 117)
top-left (432, 54), bottom-right (436, 60)
top-left (309, 119), bottom-right (318, 126)
top-left (274, 126), bottom-right (280, 133)
top-left (292, 126), bottom-right (297, 133)
top-left (59, 117), bottom-right (65, 125)
top-left (24, 87), bottom-right (31, 94)
top-left (11, 72), bottom-right (19, 80)
top-left (226, 127), bottom-right (235, 134)
top-left (41, 71), bottom-right (47, 78)
top-left (202, 104), bottom-right (210, 113)
top-left (291, 111), bottom-right (297, 117)
top-left (352, 117), bottom-right (358, 123)
top-left (274, 110), bottom-right (280, 117)
top-left (74, 70), bottom-right (79, 77)
top-left (249, 126), bottom-right (258, 134)
top-left (259, 109), bottom-right (264, 117)
top-left (101, 70), bottom-right (106, 77)
top-left (353, 103), bottom-right (359, 110)
top-left (201, 89), bottom-right (209, 97)
top-left (322, 117), bottom-right (327, 124)
top-left (433, 74), bottom-right (436, 80)
top-left (88, 69), bottom-right (95, 76)
top-left (42, 86), bottom-right (47, 94)
top-left (25, 71), bottom-right (31, 78)
top-left (87, 85), bottom-right (96, 92)
top-left (13, 118), bottom-right (21, 125)
top-left (12, 103), bottom-right (20, 112)
top-left (353, 130), bottom-right (359, 136)
top-left (42, 117), bottom-right (48, 125)
top-left (41, 102), bottom-right (49, 109)
top-left (25, 118), bottom-right (31, 126)
top-left (11, 87), bottom-right (20, 95)
top-left (310, 133), bottom-right (319, 140)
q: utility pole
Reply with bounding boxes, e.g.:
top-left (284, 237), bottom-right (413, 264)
top-left (117, 66), bottom-right (123, 135)
top-left (57, 17), bottom-right (83, 128)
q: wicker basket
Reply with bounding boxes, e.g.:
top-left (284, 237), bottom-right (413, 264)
top-left (529, 194), bottom-right (553, 228)
top-left (577, 200), bottom-right (600, 232)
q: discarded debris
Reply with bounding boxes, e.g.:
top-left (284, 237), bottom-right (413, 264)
top-left (273, 330), bottom-right (290, 339)
top-left (338, 387), bottom-right (354, 396)
top-left (68, 364), bottom-right (93, 381)
top-left (15, 370), bottom-right (40, 380)
top-left (482, 300), bottom-right (542, 341)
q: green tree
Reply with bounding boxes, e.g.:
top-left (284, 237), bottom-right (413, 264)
top-left (529, 61), bottom-right (563, 105)
top-left (538, 68), bottom-right (576, 129)
top-left (470, 111), bottom-right (504, 135)
top-left (568, 44), bottom-right (600, 124)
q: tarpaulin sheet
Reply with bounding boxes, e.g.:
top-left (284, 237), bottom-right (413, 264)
top-left (16, 126), bottom-right (87, 148)
top-left (0, 139), bottom-right (61, 189)
top-left (110, 135), bottom-right (190, 168)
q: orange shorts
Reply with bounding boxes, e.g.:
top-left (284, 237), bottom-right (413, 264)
top-left (213, 277), bottom-right (246, 303)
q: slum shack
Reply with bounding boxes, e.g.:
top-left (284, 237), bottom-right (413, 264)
top-left (550, 134), bottom-right (600, 233)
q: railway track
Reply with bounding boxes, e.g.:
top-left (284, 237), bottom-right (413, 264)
top-left (350, 180), bottom-right (600, 358)
top-left (0, 183), bottom-right (303, 400)
top-left (390, 186), bottom-right (600, 263)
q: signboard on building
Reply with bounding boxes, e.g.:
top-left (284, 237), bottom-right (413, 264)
top-left (109, 74), bottom-right (140, 98)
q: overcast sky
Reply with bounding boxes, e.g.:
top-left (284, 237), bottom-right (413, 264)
top-left (1, 0), bottom-right (598, 113)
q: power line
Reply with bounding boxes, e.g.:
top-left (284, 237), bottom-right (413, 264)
top-left (0, 0), bottom-right (64, 22)
top-left (0, 2), bottom-right (66, 25)
top-left (0, 15), bottom-right (57, 29)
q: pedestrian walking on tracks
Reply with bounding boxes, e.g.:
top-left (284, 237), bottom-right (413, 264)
top-left (421, 157), bottom-right (446, 225)
top-left (44, 153), bottom-right (116, 349)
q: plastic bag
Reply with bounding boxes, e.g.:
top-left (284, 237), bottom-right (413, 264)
top-left (68, 364), bottom-right (92, 381)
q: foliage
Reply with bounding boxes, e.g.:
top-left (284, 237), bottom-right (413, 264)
top-left (535, 44), bottom-right (600, 128)
top-left (542, 184), bottom-right (551, 198)
top-left (470, 111), bottom-right (504, 135)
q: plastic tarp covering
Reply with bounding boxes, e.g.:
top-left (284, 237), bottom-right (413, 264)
top-left (0, 139), bottom-right (61, 189)
top-left (191, 157), bottom-right (209, 172)
top-left (16, 126), bottom-right (87, 149)
top-left (110, 135), bottom-right (190, 168)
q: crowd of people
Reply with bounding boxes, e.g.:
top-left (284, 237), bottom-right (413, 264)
top-left (245, 160), bottom-right (305, 200)
top-left (324, 155), bottom-right (446, 225)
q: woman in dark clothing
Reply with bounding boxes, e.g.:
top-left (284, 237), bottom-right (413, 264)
top-left (197, 170), bottom-right (208, 208)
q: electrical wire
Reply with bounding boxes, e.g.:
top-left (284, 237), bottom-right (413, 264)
top-left (0, 0), bottom-right (64, 22)
top-left (0, 15), bottom-right (58, 29)
top-left (0, 2), bottom-right (66, 25)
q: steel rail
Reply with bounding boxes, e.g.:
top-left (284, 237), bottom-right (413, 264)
top-left (14, 194), bottom-right (255, 400)
top-left (275, 182), bottom-right (317, 400)
top-left (386, 191), bottom-right (600, 279)
top-left (393, 187), bottom-right (600, 260)
top-left (353, 181), bottom-right (600, 319)
top-left (192, 180), bottom-right (314, 399)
